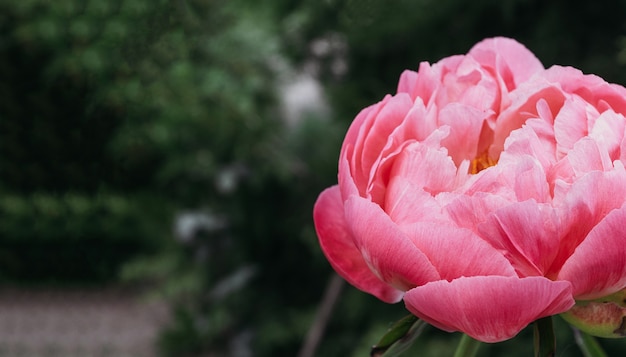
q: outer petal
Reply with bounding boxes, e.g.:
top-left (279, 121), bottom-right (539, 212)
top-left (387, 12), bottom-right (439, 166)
top-left (404, 276), bottom-right (574, 343)
top-left (345, 195), bottom-right (440, 291)
top-left (314, 186), bottom-right (403, 303)
top-left (550, 167), bottom-right (626, 275)
top-left (401, 222), bottom-right (516, 280)
top-left (478, 200), bottom-right (560, 277)
top-left (558, 204), bottom-right (626, 300)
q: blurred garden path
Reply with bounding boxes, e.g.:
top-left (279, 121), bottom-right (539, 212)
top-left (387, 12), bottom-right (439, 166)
top-left (0, 287), bottom-right (167, 357)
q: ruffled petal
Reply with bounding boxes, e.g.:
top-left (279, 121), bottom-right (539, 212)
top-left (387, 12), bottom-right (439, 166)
top-left (344, 196), bottom-right (440, 291)
top-left (558, 204), bottom-right (626, 300)
top-left (314, 186), bottom-right (403, 303)
top-left (404, 276), bottom-right (574, 343)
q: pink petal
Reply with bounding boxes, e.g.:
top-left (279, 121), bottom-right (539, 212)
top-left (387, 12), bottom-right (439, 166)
top-left (558, 204), bottom-right (626, 300)
top-left (567, 138), bottom-right (613, 177)
top-left (550, 168), bottom-right (626, 276)
top-left (468, 37), bottom-right (544, 90)
top-left (358, 94), bottom-right (414, 181)
top-left (401, 222), bottom-right (516, 280)
top-left (314, 186), bottom-right (403, 303)
top-left (439, 102), bottom-right (489, 165)
top-left (491, 79), bottom-right (566, 159)
top-left (444, 192), bottom-right (510, 234)
top-left (397, 62), bottom-right (441, 106)
top-left (503, 118), bottom-right (557, 174)
top-left (543, 65), bottom-right (626, 115)
top-left (553, 96), bottom-right (597, 159)
top-left (478, 200), bottom-right (560, 277)
top-left (344, 196), bottom-right (440, 291)
top-left (387, 142), bottom-right (457, 195)
top-left (404, 276), bottom-right (574, 343)
top-left (589, 110), bottom-right (626, 161)
top-left (384, 176), bottom-right (443, 225)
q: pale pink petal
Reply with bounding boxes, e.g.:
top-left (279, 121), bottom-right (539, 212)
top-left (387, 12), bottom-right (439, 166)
top-left (478, 200), bottom-right (560, 277)
top-left (503, 118), bottom-right (557, 173)
top-left (387, 142), bottom-right (457, 195)
top-left (499, 154), bottom-right (551, 203)
top-left (314, 186), bottom-right (403, 303)
top-left (589, 110), bottom-right (626, 161)
top-left (553, 96), bottom-right (598, 159)
top-left (558, 204), bottom-right (626, 300)
top-left (543, 65), bottom-right (626, 115)
top-left (567, 138), bottom-right (613, 177)
top-left (404, 276), bottom-right (574, 343)
top-left (397, 62), bottom-right (441, 106)
top-left (385, 176), bottom-right (443, 225)
top-left (491, 79), bottom-right (566, 158)
top-left (443, 192), bottom-right (510, 234)
top-left (439, 102), bottom-right (489, 165)
top-left (401, 222), bottom-right (516, 280)
top-left (344, 196), bottom-right (440, 291)
top-left (468, 37), bottom-right (544, 90)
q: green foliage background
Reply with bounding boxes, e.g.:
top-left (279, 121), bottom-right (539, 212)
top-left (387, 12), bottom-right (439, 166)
top-left (2, 0), bottom-right (626, 356)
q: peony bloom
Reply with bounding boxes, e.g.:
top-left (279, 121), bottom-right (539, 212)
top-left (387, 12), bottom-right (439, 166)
top-left (314, 37), bottom-right (626, 342)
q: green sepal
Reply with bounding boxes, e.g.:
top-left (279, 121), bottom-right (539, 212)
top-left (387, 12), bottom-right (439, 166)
top-left (370, 314), bottom-right (426, 357)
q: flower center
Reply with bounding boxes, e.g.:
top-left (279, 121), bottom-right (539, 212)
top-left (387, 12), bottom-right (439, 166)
top-left (469, 150), bottom-right (497, 174)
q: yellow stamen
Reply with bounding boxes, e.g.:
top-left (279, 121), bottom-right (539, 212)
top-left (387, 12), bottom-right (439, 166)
top-left (469, 151), bottom-right (497, 174)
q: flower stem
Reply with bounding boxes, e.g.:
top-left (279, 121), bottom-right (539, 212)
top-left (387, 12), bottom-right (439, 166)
top-left (573, 328), bottom-right (608, 357)
top-left (533, 316), bottom-right (556, 357)
top-left (453, 334), bottom-right (481, 357)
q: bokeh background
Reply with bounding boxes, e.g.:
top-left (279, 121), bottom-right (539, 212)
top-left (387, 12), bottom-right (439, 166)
top-left (2, 0), bottom-right (626, 356)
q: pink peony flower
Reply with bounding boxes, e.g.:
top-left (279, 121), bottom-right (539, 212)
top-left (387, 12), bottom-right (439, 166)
top-left (314, 37), bottom-right (626, 342)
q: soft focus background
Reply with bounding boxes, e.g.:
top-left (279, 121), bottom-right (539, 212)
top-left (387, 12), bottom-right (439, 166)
top-left (2, 0), bottom-right (626, 356)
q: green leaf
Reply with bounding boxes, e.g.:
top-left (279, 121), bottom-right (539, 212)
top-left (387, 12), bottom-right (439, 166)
top-left (370, 314), bottom-right (426, 357)
top-left (533, 316), bottom-right (556, 357)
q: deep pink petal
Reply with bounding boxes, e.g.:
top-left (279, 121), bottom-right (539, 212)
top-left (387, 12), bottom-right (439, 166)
top-left (401, 222), bottom-right (516, 280)
top-left (558, 204), bottom-right (626, 300)
top-left (404, 276), bottom-right (574, 343)
top-left (314, 186), bottom-right (403, 303)
top-left (344, 196), bottom-right (440, 291)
